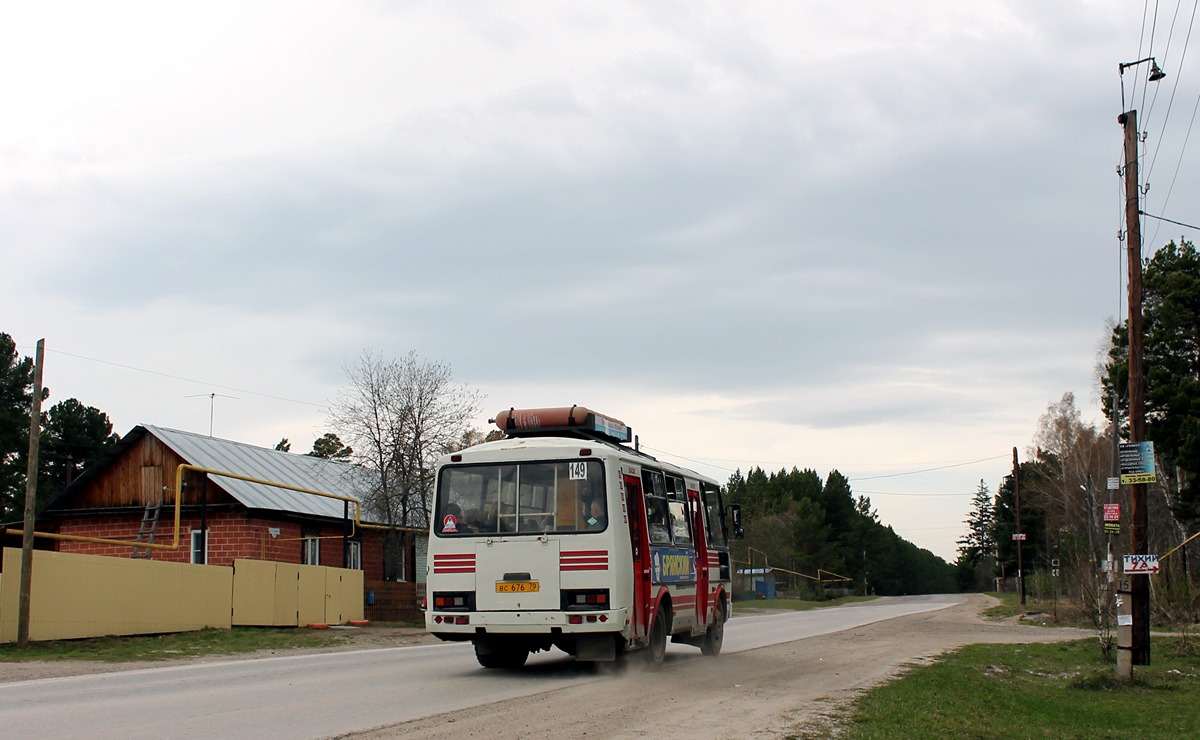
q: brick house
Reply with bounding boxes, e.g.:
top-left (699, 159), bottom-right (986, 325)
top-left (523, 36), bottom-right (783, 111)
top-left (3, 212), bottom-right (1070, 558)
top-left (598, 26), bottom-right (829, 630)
top-left (37, 426), bottom-right (427, 604)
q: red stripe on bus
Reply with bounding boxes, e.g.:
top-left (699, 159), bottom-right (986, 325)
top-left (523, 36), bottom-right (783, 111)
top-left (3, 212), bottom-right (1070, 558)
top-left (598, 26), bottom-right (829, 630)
top-left (433, 554), bottom-right (476, 573)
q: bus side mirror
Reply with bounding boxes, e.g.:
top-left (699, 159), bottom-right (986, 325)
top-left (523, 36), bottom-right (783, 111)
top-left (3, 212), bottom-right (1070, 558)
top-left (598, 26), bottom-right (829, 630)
top-left (727, 504), bottom-right (744, 540)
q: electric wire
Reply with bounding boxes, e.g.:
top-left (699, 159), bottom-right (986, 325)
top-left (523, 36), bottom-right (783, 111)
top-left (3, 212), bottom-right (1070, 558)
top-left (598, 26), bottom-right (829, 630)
top-left (1142, 209), bottom-right (1200, 230)
top-left (1145, 0), bottom-right (1191, 183)
top-left (631, 445), bottom-right (1006, 484)
top-left (1146, 0), bottom-right (1200, 248)
top-left (847, 455), bottom-right (1008, 481)
top-left (37, 348), bottom-right (328, 409)
top-left (853, 489), bottom-right (972, 498)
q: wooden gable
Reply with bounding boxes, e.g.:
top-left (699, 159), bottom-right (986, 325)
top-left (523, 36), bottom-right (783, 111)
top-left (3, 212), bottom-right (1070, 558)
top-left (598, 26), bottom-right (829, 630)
top-left (59, 431), bottom-right (236, 510)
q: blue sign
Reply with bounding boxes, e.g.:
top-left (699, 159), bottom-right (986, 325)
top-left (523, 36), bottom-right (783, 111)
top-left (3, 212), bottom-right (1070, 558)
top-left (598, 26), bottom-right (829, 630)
top-left (1119, 441), bottom-right (1157, 484)
top-left (651, 547), bottom-right (696, 584)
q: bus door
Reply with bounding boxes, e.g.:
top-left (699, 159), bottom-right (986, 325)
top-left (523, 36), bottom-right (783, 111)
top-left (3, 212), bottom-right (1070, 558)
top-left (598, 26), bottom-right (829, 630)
top-left (688, 488), bottom-right (711, 626)
top-left (623, 474), bottom-right (652, 640)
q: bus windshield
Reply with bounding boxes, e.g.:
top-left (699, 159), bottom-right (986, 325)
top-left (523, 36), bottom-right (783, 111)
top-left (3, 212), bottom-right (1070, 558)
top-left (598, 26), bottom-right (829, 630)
top-left (435, 460), bottom-right (607, 536)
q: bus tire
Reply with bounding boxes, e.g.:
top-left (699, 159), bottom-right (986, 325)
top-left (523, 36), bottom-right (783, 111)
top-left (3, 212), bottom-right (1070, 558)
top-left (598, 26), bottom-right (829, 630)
top-left (701, 598), bottom-right (726, 657)
top-left (646, 605), bottom-right (669, 668)
top-left (474, 642), bottom-right (529, 670)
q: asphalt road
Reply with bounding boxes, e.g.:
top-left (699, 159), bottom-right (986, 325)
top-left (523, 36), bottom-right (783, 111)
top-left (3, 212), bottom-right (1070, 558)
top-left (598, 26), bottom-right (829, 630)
top-left (0, 595), bottom-right (963, 738)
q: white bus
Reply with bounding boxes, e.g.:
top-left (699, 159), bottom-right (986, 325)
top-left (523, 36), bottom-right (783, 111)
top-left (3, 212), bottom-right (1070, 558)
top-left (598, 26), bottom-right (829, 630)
top-left (425, 406), bottom-right (742, 668)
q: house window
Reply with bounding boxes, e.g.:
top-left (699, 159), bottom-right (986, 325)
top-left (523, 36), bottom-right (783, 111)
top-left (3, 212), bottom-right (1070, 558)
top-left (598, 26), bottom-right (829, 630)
top-left (190, 529), bottom-right (208, 564)
top-left (301, 526), bottom-right (320, 565)
top-left (346, 540), bottom-right (362, 570)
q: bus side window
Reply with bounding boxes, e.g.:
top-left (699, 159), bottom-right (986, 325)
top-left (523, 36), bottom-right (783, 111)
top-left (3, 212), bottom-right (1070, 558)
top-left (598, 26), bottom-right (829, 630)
top-left (668, 500), bottom-right (692, 545)
top-left (646, 496), bottom-right (671, 544)
top-left (702, 483), bottom-right (728, 547)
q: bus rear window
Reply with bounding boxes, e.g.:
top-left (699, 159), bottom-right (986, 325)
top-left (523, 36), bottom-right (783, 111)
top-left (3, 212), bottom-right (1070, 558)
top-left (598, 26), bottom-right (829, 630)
top-left (435, 460), bottom-right (606, 536)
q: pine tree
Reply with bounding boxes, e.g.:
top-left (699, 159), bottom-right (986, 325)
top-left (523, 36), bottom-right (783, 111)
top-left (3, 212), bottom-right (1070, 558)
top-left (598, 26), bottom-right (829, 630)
top-left (957, 479), bottom-right (995, 565)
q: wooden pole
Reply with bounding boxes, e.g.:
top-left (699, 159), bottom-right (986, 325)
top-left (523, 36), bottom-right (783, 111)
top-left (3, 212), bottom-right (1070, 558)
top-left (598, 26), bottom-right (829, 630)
top-left (1014, 447), bottom-right (1025, 605)
top-left (1119, 109), bottom-right (1151, 665)
top-left (17, 339), bottom-right (45, 645)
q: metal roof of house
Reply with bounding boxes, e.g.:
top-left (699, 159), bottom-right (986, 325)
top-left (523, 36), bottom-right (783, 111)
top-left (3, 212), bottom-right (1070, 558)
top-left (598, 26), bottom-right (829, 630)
top-left (143, 425), bottom-right (376, 521)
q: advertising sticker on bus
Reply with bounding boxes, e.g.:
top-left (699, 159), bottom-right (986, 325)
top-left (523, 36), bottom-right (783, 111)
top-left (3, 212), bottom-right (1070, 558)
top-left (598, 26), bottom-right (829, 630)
top-left (652, 548), bottom-right (696, 584)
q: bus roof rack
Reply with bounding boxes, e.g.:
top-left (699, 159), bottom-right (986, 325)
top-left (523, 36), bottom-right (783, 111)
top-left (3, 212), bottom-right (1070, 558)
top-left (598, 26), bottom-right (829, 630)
top-left (492, 406), bottom-right (633, 445)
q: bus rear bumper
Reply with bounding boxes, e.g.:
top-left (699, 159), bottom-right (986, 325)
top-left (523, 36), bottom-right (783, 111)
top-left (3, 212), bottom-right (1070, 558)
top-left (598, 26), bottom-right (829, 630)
top-left (427, 608), bottom-right (628, 636)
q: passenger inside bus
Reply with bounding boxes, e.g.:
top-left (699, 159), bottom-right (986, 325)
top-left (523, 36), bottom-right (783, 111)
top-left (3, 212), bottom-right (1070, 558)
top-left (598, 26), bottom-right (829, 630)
top-left (648, 509), bottom-right (671, 544)
top-left (587, 498), bottom-right (607, 530)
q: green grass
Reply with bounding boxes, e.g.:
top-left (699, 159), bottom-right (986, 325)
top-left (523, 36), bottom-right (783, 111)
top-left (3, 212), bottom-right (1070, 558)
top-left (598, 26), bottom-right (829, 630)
top-left (733, 595), bottom-right (878, 614)
top-left (843, 637), bottom-right (1200, 739)
top-left (0, 627), bottom-right (350, 663)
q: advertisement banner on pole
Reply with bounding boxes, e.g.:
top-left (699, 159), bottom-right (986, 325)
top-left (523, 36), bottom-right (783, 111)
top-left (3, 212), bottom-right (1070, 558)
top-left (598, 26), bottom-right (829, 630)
top-left (1119, 441), bottom-right (1156, 484)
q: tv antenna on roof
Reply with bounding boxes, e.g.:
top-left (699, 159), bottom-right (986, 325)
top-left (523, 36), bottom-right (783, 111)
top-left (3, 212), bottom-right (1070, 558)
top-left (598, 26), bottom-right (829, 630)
top-left (185, 392), bottom-right (239, 437)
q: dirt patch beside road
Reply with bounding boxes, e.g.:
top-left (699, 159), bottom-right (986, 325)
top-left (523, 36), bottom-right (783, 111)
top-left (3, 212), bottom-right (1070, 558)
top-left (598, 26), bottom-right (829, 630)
top-left (345, 595), bottom-right (1093, 739)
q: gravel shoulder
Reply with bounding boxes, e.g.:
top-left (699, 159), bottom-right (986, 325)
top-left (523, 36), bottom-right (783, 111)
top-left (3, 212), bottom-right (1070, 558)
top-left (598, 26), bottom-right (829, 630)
top-left (347, 594), bottom-right (1093, 739)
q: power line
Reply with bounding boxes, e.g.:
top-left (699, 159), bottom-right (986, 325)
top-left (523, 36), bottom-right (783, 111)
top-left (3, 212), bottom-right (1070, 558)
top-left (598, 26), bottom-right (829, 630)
top-left (639, 446), bottom-right (1008, 481)
top-left (1137, 207), bottom-right (1195, 230)
top-left (38, 348), bottom-right (327, 409)
top-left (854, 489), bottom-right (973, 498)
top-left (847, 455), bottom-right (1009, 481)
top-left (1147, 0), bottom-right (1200, 250)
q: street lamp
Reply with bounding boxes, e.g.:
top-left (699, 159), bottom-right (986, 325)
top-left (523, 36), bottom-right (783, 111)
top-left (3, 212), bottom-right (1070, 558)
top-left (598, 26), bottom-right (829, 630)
top-left (1119, 56), bottom-right (1166, 81)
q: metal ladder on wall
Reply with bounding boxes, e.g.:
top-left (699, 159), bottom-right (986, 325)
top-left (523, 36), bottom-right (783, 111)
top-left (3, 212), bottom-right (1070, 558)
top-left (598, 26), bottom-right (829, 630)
top-left (131, 492), bottom-right (163, 559)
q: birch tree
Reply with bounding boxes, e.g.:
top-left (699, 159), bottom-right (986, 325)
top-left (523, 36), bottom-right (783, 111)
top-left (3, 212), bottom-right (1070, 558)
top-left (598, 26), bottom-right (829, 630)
top-left (327, 349), bottom-right (482, 579)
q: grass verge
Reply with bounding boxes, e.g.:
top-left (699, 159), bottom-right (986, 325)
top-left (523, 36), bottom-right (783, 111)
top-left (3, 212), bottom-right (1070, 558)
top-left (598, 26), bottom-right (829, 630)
top-left (843, 637), bottom-right (1200, 739)
top-left (0, 627), bottom-right (350, 663)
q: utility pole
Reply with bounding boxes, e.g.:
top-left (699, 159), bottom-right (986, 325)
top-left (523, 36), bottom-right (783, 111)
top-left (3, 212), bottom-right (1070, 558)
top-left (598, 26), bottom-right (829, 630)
top-left (1014, 447), bottom-right (1025, 606)
top-left (17, 339), bottom-right (45, 645)
top-left (1119, 108), bottom-right (1151, 665)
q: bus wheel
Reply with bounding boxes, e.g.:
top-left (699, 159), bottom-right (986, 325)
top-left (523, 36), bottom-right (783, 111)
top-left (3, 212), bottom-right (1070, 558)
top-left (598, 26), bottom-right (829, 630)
top-left (701, 599), bottom-right (726, 657)
top-left (646, 605), bottom-right (668, 668)
top-left (474, 642), bottom-right (529, 669)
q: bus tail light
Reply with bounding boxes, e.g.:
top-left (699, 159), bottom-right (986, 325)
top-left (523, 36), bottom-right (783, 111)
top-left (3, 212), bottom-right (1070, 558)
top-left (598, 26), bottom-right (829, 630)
top-left (431, 591), bottom-right (475, 611)
top-left (562, 589), bottom-right (609, 611)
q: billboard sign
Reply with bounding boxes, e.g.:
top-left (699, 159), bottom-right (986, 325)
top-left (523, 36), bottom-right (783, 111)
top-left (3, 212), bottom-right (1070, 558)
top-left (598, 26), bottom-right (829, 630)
top-left (1119, 441), bottom-right (1157, 484)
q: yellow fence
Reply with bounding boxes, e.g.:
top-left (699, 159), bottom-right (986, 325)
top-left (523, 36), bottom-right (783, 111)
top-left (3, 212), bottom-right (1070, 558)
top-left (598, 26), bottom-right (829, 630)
top-left (0, 549), bottom-right (365, 643)
top-left (231, 559), bottom-right (364, 626)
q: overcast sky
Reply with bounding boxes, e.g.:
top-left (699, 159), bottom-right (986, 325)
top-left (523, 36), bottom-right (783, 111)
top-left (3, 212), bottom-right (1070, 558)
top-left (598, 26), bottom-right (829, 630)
top-left (4, 2), bottom-right (1194, 561)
